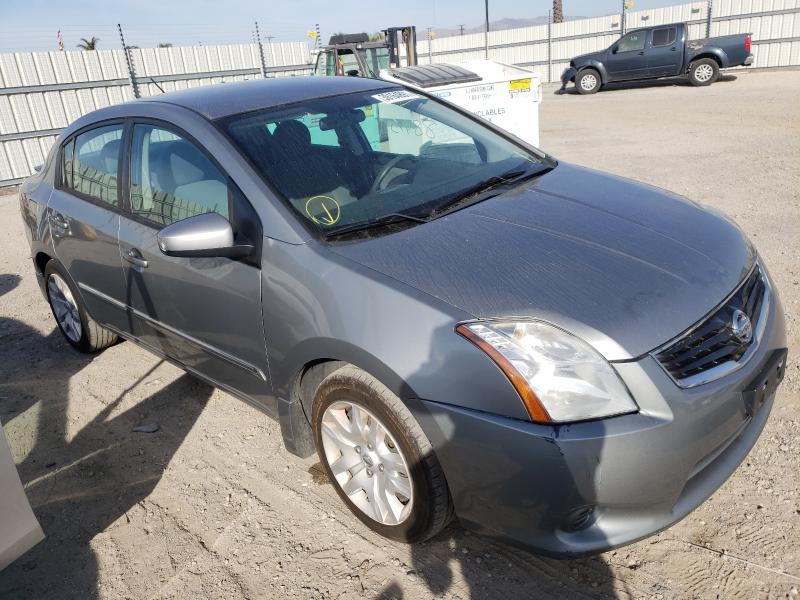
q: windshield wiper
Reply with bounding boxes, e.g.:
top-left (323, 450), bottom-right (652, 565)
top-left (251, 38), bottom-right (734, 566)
top-left (323, 212), bottom-right (429, 239)
top-left (428, 164), bottom-right (554, 220)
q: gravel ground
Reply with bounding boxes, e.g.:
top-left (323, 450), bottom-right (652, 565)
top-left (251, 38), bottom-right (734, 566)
top-left (0, 68), bottom-right (798, 600)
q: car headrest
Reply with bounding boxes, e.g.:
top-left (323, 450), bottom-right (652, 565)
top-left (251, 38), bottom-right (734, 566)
top-left (100, 139), bottom-right (121, 173)
top-left (272, 120), bottom-right (312, 156)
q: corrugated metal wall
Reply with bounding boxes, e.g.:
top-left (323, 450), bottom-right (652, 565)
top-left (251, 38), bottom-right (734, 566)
top-left (418, 0), bottom-right (800, 82)
top-left (0, 41), bottom-right (311, 185)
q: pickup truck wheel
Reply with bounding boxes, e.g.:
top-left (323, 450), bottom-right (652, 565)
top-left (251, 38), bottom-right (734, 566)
top-left (576, 69), bottom-right (601, 95)
top-left (688, 59), bottom-right (719, 86)
top-left (312, 365), bottom-right (453, 542)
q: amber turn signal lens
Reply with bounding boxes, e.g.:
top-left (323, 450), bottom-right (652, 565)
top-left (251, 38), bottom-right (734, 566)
top-left (456, 324), bottom-right (553, 423)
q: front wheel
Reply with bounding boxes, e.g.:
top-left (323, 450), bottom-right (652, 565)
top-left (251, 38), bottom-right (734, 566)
top-left (312, 365), bottom-right (452, 542)
top-left (688, 58), bottom-right (719, 86)
top-left (576, 68), bottom-right (601, 94)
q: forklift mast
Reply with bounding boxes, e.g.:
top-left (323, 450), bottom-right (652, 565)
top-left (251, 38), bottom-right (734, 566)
top-left (384, 26), bottom-right (418, 67)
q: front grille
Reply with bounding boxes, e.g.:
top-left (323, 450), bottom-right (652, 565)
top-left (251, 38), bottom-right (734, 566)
top-left (656, 266), bottom-right (766, 383)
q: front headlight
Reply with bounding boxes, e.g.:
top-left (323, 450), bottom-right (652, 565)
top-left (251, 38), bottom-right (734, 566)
top-left (457, 320), bottom-right (637, 423)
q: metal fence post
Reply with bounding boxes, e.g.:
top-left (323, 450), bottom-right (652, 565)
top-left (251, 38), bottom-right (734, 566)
top-left (117, 24), bottom-right (140, 99)
top-left (547, 13), bottom-right (553, 83)
top-left (484, 0), bottom-right (490, 58)
top-left (254, 21), bottom-right (267, 78)
top-left (315, 23), bottom-right (321, 49)
top-left (706, 0), bottom-right (714, 38)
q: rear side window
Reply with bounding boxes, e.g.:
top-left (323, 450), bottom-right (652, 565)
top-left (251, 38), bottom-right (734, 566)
top-left (62, 124), bottom-right (124, 206)
top-left (652, 27), bottom-right (677, 47)
top-left (129, 124), bottom-right (230, 226)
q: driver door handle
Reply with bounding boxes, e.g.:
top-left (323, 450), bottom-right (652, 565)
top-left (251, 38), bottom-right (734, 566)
top-left (123, 248), bottom-right (148, 269)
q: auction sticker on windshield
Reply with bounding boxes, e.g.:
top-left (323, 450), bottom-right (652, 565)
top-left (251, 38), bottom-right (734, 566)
top-left (372, 90), bottom-right (421, 104)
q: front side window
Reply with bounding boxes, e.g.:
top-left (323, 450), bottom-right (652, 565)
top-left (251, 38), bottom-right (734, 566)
top-left (616, 31), bottom-right (646, 53)
top-left (63, 124), bottom-right (123, 206)
top-left (651, 27), bottom-right (677, 47)
top-left (129, 124), bottom-right (229, 226)
top-left (221, 87), bottom-right (547, 235)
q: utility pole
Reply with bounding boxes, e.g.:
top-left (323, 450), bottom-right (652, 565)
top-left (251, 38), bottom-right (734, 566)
top-left (315, 23), bottom-right (321, 49)
top-left (706, 0), bottom-right (714, 38)
top-left (426, 27), bottom-right (433, 63)
top-left (547, 10), bottom-right (552, 83)
top-left (484, 0), bottom-right (489, 58)
top-left (552, 0), bottom-right (563, 24)
top-left (117, 23), bottom-right (140, 99)
top-left (458, 24), bottom-right (465, 35)
top-left (254, 21), bottom-right (267, 78)
top-left (621, 0), bottom-right (627, 34)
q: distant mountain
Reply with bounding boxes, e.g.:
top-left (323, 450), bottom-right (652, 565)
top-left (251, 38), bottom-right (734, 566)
top-left (435, 16), bottom-right (584, 38)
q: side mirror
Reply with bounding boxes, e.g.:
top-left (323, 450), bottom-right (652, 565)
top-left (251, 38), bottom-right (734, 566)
top-left (611, 46), bottom-right (618, 54)
top-left (157, 212), bottom-right (253, 258)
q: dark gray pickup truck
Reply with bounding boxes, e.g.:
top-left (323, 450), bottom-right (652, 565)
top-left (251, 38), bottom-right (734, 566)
top-left (561, 22), bottom-right (753, 94)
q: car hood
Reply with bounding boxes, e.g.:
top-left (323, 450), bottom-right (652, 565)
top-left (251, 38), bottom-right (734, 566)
top-left (329, 163), bottom-right (754, 360)
top-left (571, 50), bottom-right (606, 66)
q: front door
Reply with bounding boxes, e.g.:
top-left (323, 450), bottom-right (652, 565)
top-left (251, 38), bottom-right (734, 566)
top-left (117, 122), bottom-right (272, 411)
top-left (605, 30), bottom-right (649, 81)
top-left (646, 26), bottom-right (682, 77)
top-left (48, 122), bottom-right (130, 333)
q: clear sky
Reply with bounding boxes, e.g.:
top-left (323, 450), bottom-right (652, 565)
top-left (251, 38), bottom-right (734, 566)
top-left (1, 0), bottom-right (684, 52)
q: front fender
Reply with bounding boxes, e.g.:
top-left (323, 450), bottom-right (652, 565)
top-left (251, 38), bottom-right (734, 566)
top-left (573, 60), bottom-right (609, 85)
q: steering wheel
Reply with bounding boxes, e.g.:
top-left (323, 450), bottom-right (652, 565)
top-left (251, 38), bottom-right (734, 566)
top-left (369, 154), bottom-right (416, 193)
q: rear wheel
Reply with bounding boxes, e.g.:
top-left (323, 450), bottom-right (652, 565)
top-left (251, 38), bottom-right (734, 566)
top-left (44, 261), bottom-right (117, 353)
top-left (688, 58), bottom-right (719, 86)
top-left (312, 365), bottom-right (452, 542)
top-left (576, 68), bottom-right (601, 94)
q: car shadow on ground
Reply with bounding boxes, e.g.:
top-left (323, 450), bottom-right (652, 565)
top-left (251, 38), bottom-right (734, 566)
top-left (0, 273), bottom-right (212, 599)
top-left (556, 73), bottom-right (738, 95)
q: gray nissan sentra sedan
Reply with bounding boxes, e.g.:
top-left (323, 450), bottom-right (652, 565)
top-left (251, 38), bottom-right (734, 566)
top-left (19, 76), bottom-right (787, 556)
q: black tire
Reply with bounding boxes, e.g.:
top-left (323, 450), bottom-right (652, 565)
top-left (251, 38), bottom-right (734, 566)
top-left (312, 365), bottom-right (452, 542)
top-left (688, 58), bottom-right (719, 86)
top-left (43, 260), bottom-right (118, 353)
top-left (576, 68), bottom-right (601, 94)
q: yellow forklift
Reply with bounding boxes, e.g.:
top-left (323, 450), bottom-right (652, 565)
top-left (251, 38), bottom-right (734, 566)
top-left (312, 26), bottom-right (418, 78)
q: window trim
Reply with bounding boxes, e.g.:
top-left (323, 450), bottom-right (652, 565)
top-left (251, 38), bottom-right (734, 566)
top-left (55, 118), bottom-right (128, 215)
top-left (124, 117), bottom-right (237, 231)
top-left (650, 27), bottom-right (677, 48)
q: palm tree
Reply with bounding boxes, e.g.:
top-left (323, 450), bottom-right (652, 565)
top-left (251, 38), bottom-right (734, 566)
top-left (158, 42), bottom-right (173, 48)
top-left (553, 0), bottom-right (564, 23)
top-left (368, 32), bottom-right (385, 42)
top-left (76, 37), bottom-right (99, 50)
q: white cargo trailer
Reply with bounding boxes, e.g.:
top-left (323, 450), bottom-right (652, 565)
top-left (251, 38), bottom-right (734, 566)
top-left (379, 60), bottom-right (543, 148)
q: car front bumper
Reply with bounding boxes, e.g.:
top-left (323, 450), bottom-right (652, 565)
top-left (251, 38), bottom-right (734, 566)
top-left (416, 286), bottom-right (787, 557)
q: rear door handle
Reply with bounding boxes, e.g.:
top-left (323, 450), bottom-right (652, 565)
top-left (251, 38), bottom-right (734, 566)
top-left (638, 51), bottom-right (645, 55)
top-left (123, 248), bottom-right (148, 269)
top-left (671, 46), bottom-right (678, 51)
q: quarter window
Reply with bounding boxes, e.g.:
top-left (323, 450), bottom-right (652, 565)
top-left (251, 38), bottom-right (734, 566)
top-left (129, 124), bottom-right (230, 226)
top-left (616, 31), bottom-right (646, 53)
top-left (652, 27), bottom-right (677, 47)
top-left (63, 124), bottom-right (124, 206)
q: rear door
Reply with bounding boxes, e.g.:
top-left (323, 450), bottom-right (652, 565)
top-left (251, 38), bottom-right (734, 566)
top-left (47, 122), bottom-right (130, 333)
top-left (116, 121), bottom-right (273, 411)
top-left (605, 30), bottom-right (649, 81)
top-left (646, 26), bottom-right (682, 76)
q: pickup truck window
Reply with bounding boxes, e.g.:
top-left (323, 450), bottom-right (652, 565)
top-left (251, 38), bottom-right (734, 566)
top-left (617, 32), bottom-right (646, 53)
top-left (652, 27), bottom-right (677, 47)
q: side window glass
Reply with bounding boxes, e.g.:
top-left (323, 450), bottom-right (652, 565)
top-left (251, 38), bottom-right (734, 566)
top-left (61, 138), bottom-right (74, 189)
top-left (617, 32), bottom-right (646, 53)
top-left (130, 124), bottom-right (229, 226)
top-left (652, 28), bottom-right (676, 47)
top-left (66, 124), bottom-right (124, 206)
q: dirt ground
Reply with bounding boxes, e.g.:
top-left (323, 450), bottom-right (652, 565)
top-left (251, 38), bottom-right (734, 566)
top-left (0, 68), bottom-right (799, 600)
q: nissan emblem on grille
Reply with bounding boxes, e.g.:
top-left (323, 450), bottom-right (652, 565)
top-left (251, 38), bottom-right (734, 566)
top-left (731, 309), bottom-right (753, 343)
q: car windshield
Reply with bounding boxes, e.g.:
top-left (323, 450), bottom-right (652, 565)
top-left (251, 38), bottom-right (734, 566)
top-left (220, 86), bottom-right (548, 237)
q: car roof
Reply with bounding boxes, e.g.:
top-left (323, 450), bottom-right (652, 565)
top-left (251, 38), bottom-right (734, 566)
top-left (140, 76), bottom-right (395, 120)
